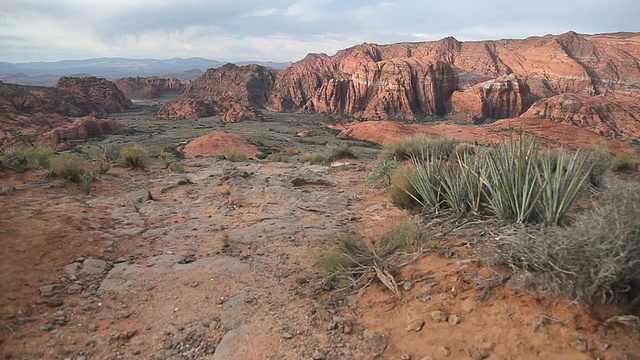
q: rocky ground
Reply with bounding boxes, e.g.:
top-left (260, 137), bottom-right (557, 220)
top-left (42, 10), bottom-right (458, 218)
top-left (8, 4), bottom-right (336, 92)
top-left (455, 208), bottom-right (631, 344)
top-left (1, 108), bottom-right (640, 359)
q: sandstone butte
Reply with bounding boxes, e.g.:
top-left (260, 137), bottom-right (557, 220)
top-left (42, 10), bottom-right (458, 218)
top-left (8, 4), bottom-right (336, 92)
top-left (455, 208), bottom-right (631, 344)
top-left (160, 31), bottom-right (640, 141)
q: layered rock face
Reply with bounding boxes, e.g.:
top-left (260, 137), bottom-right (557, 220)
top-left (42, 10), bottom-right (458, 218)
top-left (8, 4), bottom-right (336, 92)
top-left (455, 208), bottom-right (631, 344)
top-left (159, 32), bottom-right (640, 137)
top-left (450, 74), bottom-right (532, 122)
top-left (115, 76), bottom-right (184, 99)
top-left (56, 76), bottom-right (133, 114)
top-left (524, 93), bottom-right (640, 141)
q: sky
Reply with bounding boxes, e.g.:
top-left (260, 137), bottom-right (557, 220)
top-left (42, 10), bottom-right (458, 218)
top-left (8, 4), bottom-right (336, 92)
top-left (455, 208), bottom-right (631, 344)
top-left (1, 0), bottom-right (639, 63)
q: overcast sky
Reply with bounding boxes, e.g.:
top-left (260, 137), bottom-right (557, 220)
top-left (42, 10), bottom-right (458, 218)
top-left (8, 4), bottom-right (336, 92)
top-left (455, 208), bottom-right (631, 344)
top-left (1, 0), bottom-right (638, 63)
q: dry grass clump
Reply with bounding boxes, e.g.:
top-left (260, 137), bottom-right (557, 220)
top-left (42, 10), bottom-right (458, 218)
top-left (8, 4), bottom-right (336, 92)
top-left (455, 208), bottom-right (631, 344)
top-left (1, 145), bottom-right (54, 171)
top-left (316, 217), bottom-right (428, 295)
top-left (223, 148), bottom-right (248, 162)
top-left (119, 145), bottom-right (148, 169)
top-left (300, 143), bottom-right (356, 165)
top-left (496, 179), bottom-right (640, 311)
top-left (381, 134), bottom-right (460, 161)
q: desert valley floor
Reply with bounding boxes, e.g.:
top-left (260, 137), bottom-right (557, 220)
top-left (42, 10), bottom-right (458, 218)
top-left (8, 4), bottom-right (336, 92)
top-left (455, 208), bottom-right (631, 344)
top-left (1, 102), bottom-right (640, 360)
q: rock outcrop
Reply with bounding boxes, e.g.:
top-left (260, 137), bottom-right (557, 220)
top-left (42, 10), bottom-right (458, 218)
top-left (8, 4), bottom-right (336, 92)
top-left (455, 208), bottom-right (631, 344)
top-left (450, 74), bottom-right (532, 122)
top-left (0, 80), bottom-right (130, 147)
top-left (182, 130), bottom-right (260, 158)
top-left (156, 98), bottom-right (215, 120)
top-left (35, 116), bottom-right (129, 147)
top-left (56, 76), bottom-right (133, 114)
top-left (524, 93), bottom-right (640, 140)
top-left (115, 76), bottom-right (184, 99)
top-left (158, 64), bottom-right (274, 121)
top-left (0, 81), bottom-right (105, 117)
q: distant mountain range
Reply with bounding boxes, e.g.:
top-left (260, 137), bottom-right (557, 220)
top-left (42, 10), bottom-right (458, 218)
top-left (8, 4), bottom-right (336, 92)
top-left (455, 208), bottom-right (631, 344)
top-left (0, 57), bottom-right (292, 86)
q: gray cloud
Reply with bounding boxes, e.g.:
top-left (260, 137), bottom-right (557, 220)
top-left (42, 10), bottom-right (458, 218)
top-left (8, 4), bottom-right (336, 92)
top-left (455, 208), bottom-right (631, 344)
top-left (1, 0), bottom-right (638, 62)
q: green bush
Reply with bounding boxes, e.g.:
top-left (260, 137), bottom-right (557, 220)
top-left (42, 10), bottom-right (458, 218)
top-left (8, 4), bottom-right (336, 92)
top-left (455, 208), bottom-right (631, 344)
top-left (50, 153), bottom-right (89, 183)
top-left (1, 145), bottom-right (53, 170)
top-left (364, 159), bottom-right (400, 189)
top-left (119, 146), bottom-right (148, 169)
top-left (381, 134), bottom-right (459, 161)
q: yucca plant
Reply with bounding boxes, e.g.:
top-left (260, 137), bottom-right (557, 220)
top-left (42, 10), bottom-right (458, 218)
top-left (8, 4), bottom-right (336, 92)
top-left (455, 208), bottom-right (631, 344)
top-left (481, 134), bottom-right (541, 223)
top-left (438, 163), bottom-right (468, 215)
top-left (408, 154), bottom-right (443, 209)
top-left (457, 152), bottom-right (486, 214)
top-left (537, 148), bottom-right (592, 225)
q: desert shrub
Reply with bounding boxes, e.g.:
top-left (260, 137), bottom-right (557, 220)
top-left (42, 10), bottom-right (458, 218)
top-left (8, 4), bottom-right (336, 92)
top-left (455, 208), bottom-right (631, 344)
top-left (96, 160), bottom-right (111, 175)
top-left (1, 145), bottom-right (53, 170)
top-left (299, 152), bottom-right (327, 165)
top-left (86, 144), bottom-right (121, 162)
top-left (266, 153), bottom-right (291, 163)
top-left (325, 143), bottom-right (356, 162)
top-left (610, 153), bottom-right (637, 173)
top-left (50, 153), bottom-right (89, 183)
top-left (300, 143), bottom-right (356, 165)
top-left (223, 148), bottom-right (248, 162)
top-left (388, 165), bottom-right (422, 210)
top-left (79, 172), bottom-right (94, 194)
top-left (364, 159), bottom-right (400, 188)
top-left (454, 142), bottom-right (477, 159)
top-left (497, 180), bottom-right (640, 309)
top-left (581, 150), bottom-right (611, 189)
top-left (381, 134), bottom-right (459, 161)
top-left (119, 145), bottom-right (148, 169)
